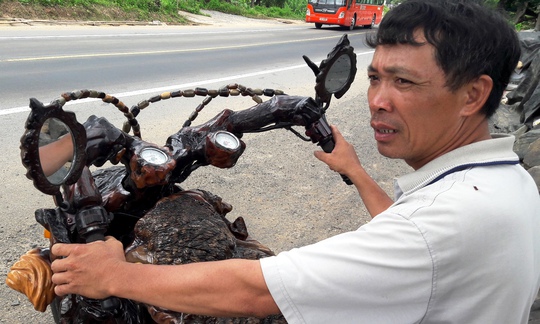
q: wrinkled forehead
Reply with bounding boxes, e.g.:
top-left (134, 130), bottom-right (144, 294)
top-left (369, 41), bottom-right (444, 80)
top-left (373, 29), bottom-right (441, 66)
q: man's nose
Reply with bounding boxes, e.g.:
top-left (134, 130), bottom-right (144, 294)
top-left (368, 84), bottom-right (393, 113)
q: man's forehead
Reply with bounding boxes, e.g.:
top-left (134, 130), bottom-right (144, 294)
top-left (368, 42), bottom-right (440, 80)
top-left (367, 62), bottom-right (422, 79)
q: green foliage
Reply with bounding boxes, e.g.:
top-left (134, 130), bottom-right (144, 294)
top-left (483, 0), bottom-right (498, 8)
top-left (114, 0), bottom-right (157, 13)
top-left (166, 0), bottom-right (201, 14)
top-left (386, 1), bottom-right (538, 33)
top-left (499, 0), bottom-right (540, 11)
top-left (18, 0), bottom-right (64, 7)
top-left (282, 0), bottom-right (306, 17)
top-left (201, 0), bottom-right (303, 19)
top-left (9, 0), bottom-right (305, 19)
top-left (205, 0), bottom-right (248, 15)
top-left (261, 0), bottom-right (285, 8)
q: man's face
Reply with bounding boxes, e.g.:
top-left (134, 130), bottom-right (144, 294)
top-left (367, 34), bottom-right (470, 170)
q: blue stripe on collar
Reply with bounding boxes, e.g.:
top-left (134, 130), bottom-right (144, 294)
top-left (427, 160), bottom-right (520, 186)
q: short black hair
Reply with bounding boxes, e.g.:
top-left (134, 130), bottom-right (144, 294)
top-left (366, 0), bottom-right (521, 118)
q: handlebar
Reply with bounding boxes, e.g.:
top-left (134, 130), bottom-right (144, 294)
top-left (305, 116), bottom-right (353, 185)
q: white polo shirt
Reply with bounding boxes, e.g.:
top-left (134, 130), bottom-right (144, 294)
top-left (260, 135), bottom-right (540, 323)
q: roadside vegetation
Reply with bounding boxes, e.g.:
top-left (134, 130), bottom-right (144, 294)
top-left (0, 0), bottom-right (306, 23)
top-left (387, 0), bottom-right (540, 31)
top-left (1, 0), bottom-right (538, 31)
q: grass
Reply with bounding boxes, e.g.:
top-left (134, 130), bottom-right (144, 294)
top-left (0, 0), bottom-right (305, 22)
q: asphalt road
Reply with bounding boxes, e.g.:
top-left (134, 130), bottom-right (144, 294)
top-left (2, 15), bottom-right (372, 110)
top-left (0, 14), bottom-right (410, 322)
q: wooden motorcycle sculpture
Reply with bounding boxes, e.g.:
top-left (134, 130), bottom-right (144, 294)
top-left (6, 35), bottom-right (356, 323)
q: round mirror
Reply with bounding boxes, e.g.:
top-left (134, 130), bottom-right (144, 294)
top-left (324, 54), bottom-right (352, 94)
top-left (39, 118), bottom-right (74, 185)
top-left (314, 34), bottom-right (357, 104)
top-left (21, 98), bottom-right (87, 196)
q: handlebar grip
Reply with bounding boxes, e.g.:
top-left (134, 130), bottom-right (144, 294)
top-left (100, 296), bottom-right (121, 312)
top-left (319, 138), bottom-right (353, 186)
top-left (84, 231), bottom-right (122, 312)
top-left (85, 231), bottom-right (106, 243)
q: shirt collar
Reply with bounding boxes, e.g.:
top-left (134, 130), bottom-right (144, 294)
top-left (395, 134), bottom-right (519, 196)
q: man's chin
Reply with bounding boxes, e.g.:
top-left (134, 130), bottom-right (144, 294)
top-left (376, 145), bottom-right (402, 160)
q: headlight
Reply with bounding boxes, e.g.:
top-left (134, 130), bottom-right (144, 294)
top-left (338, 12), bottom-right (345, 18)
top-left (306, 9), bottom-right (310, 16)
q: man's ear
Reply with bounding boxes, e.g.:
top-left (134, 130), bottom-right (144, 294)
top-left (460, 75), bottom-right (493, 117)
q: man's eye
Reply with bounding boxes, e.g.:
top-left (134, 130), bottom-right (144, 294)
top-left (368, 75), bottom-right (379, 82)
top-left (396, 78), bottom-right (413, 84)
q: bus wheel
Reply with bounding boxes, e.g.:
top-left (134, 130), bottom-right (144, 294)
top-left (365, 15), bottom-right (375, 29)
top-left (315, 23), bottom-right (323, 29)
top-left (349, 16), bottom-right (356, 30)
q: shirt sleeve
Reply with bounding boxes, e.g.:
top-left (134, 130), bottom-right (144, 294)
top-left (260, 212), bottom-right (434, 324)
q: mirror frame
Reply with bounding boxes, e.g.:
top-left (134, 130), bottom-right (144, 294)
top-left (314, 34), bottom-right (357, 104)
top-left (20, 98), bottom-right (87, 195)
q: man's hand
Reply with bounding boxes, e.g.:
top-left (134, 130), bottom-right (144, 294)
top-left (313, 125), bottom-right (362, 177)
top-left (314, 125), bottom-right (393, 217)
top-left (51, 236), bottom-right (125, 299)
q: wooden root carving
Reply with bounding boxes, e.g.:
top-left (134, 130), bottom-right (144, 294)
top-left (5, 248), bottom-right (56, 312)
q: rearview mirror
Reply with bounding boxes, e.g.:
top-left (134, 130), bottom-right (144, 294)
top-left (39, 118), bottom-right (74, 185)
top-left (20, 98), bottom-right (87, 196)
top-left (305, 34), bottom-right (357, 104)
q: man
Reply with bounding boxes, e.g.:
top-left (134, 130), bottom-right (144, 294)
top-left (51, 0), bottom-right (540, 322)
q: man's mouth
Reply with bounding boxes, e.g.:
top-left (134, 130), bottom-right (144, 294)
top-left (371, 118), bottom-right (398, 139)
top-left (378, 129), bottom-right (397, 134)
top-left (373, 126), bottom-right (398, 142)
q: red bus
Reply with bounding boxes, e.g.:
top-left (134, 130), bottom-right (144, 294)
top-left (306, 0), bottom-right (385, 30)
